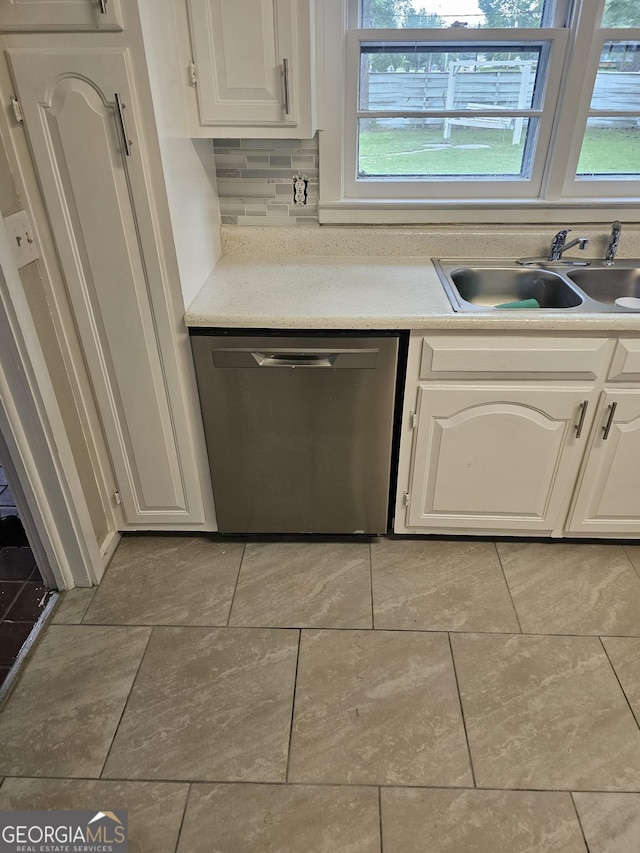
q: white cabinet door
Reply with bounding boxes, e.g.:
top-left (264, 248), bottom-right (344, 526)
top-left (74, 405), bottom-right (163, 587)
top-left (0, 0), bottom-right (123, 31)
top-left (8, 48), bottom-right (202, 526)
top-left (568, 390), bottom-right (640, 535)
top-left (187, 0), bottom-right (307, 129)
top-left (406, 385), bottom-right (594, 533)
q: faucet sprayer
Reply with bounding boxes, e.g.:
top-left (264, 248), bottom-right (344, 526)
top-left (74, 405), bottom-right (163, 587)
top-left (605, 220), bottom-right (621, 265)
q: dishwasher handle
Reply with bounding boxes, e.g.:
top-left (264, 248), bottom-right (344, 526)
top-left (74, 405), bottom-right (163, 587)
top-left (253, 351), bottom-right (337, 367)
top-left (212, 348), bottom-right (380, 369)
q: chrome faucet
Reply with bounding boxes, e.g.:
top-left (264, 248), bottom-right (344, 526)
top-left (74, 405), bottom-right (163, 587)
top-left (605, 220), bottom-right (621, 265)
top-left (516, 227), bottom-right (591, 266)
top-left (548, 229), bottom-right (589, 262)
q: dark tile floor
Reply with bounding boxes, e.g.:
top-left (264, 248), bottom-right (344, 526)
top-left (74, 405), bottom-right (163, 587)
top-left (0, 466), bottom-right (53, 688)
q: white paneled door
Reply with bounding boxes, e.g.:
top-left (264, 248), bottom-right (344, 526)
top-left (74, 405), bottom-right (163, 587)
top-left (8, 48), bottom-right (204, 526)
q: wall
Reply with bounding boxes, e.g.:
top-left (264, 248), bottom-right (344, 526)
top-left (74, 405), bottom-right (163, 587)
top-left (138, 0), bottom-right (222, 307)
top-left (214, 136), bottom-right (319, 226)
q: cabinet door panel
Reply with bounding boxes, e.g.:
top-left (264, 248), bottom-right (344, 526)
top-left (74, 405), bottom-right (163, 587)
top-left (188, 0), bottom-right (296, 126)
top-left (8, 49), bottom-right (194, 524)
top-left (0, 0), bottom-right (123, 31)
top-left (407, 385), bottom-right (592, 532)
top-left (568, 391), bottom-right (640, 534)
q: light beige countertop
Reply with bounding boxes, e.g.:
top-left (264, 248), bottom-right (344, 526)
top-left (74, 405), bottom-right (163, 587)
top-left (186, 255), bottom-right (452, 329)
top-left (185, 253), bottom-right (640, 332)
top-left (185, 225), bottom-right (640, 332)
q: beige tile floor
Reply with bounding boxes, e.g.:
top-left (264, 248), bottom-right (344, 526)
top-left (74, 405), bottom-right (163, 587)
top-left (2, 535), bottom-right (640, 851)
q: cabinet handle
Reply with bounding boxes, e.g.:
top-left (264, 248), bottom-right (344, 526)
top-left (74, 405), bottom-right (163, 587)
top-left (602, 401), bottom-right (618, 440)
top-left (282, 58), bottom-right (291, 115)
top-left (98, 0), bottom-right (107, 13)
top-left (574, 400), bottom-right (588, 438)
top-left (114, 93), bottom-right (133, 157)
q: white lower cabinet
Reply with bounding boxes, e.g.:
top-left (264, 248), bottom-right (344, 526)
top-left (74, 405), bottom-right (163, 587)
top-left (397, 332), bottom-right (640, 538)
top-left (567, 390), bottom-right (640, 535)
top-left (405, 384), bottom-right (594, 534)
top-left (8, 48), bottom-right (208, 526)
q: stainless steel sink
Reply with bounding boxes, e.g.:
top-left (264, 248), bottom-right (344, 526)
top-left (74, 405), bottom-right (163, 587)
top-left (567, 267), bottom-right (640, 305)
top-left (434, 259), bottom-right (640, 313)
top-left (449, 267), bottom-right (582, 310)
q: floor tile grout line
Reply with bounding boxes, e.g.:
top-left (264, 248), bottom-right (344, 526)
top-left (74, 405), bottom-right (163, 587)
top-left (33, 619), bottom-right (640, 640)
top-left (0, 581), bottom-right (25, 625)
top-left (76, 590), bottom-right (98, 626)
top-left (225, 543), bottom-right (246, 627)
top-left (447, 632), bottom-right (477, 789)
top-left (173, 782), bottom-right (192, 853)
top-left (369, 541), bottom-right (375, 630)
top-left (4, 773), bottom-right (640, 794)
top-left (569, 791), bottom-right (591, 853)
top-left (3, 583), bottom-right (53, 626)
top-left (492, 539), bottom-right (524, 634)
top-left (285, 629), bottom-right (302, 784)
top-left (598, 636), bottom-right (640, 731)
top-left (97, 626), bottom-right (154, 780)
top-left (622, 544), bottom-right (640, 582)
top-left (378, 786), bottom-right (384, 853)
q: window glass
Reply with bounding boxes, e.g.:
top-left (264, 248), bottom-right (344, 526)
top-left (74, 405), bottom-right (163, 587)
top-left (577, 117), bottom-right (640, 176)
top-left (576, 41), bottom-right (640, 177)
top-left (360, 0), bottom-right (548, 29)
top-left (357, 44), bottom-right (544, 178)
top-left (602, 0), bottom-right (640, 27)
top-left (359, 45), bottom-right (542, 109)
top-left (358, 117), bottom-right (534, 176)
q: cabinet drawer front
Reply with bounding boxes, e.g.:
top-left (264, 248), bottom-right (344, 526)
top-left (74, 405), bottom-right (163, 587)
top-left (420, 335), bottom-right (611, 379)
top-left (608, 339), bottom-right (640, 381)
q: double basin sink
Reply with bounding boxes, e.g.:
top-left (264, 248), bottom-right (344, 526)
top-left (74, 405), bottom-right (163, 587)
top-left (434, 259), bottom-right (640, 313)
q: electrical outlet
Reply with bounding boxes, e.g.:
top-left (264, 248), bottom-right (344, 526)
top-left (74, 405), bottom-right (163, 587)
top-left (4, 210), bottom-right (39, 268)
top-left (293, 174), bottom-right (308, 206)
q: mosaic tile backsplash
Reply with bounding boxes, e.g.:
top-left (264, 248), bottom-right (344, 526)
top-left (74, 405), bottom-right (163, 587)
top-left (213, 136), bottom-right (319, 227)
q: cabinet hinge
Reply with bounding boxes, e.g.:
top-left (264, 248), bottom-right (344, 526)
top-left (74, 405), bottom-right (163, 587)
top-left (403, 490), bottom-right (410, 507)
top-left (410, 410), bottom-right (418, 429)
top-left (10, 94), bottom-right (23, 126)
top-left (188, 60), bottom-right (198, 87)
top-left (113, 489), bottom-right (122, 506)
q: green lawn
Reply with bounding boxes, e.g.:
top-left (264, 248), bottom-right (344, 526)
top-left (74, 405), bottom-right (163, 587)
top-left (358, 125), bottom-right (640, 177)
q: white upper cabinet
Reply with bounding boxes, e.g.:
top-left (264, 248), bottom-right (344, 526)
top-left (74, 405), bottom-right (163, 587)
top-left (7, 48), bottom-right (207, 526)
top-left (0, 0), bottom-right (123, 31)
top-left (186, 0), bottom-right (315, 136)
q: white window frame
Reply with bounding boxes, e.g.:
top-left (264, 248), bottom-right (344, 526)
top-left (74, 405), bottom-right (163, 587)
top-left (562, 28), bottom-right (640, 198)
top-left (318, 0), bottom-right (640, 224)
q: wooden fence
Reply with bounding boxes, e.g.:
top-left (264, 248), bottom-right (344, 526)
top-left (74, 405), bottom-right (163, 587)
top-left (364, 70), bottom-right (640, 128)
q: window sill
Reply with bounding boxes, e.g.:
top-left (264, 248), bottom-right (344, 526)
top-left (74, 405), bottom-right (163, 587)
top-left (318, 199), bottom-right (640, 226)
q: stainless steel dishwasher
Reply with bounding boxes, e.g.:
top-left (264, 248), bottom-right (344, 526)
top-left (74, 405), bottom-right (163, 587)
top-left (190, 333), bottom-right (400, 534)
